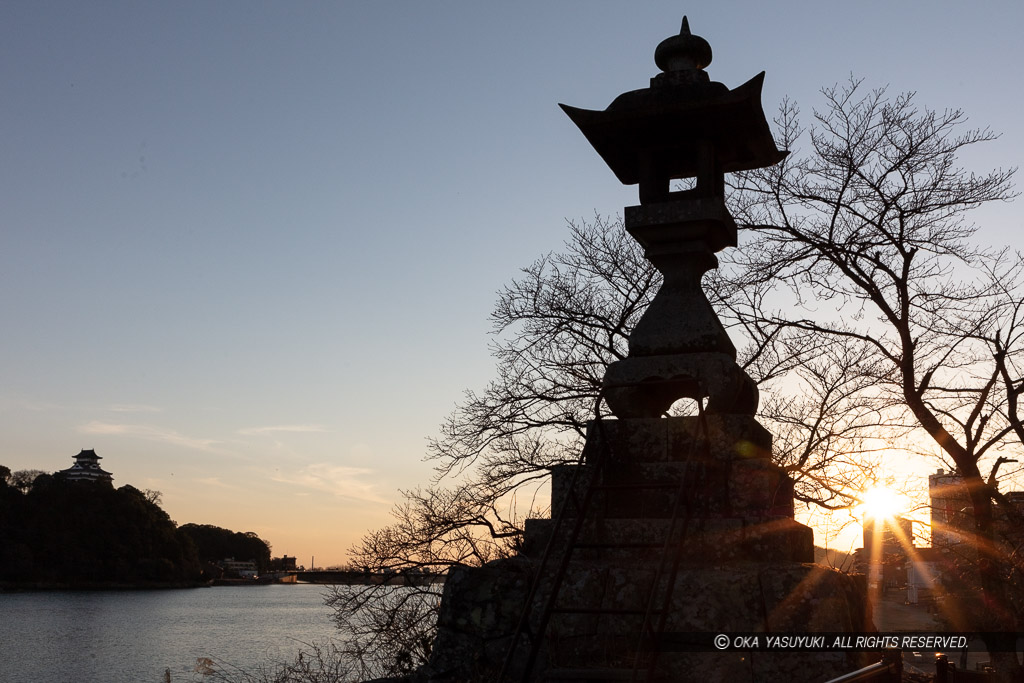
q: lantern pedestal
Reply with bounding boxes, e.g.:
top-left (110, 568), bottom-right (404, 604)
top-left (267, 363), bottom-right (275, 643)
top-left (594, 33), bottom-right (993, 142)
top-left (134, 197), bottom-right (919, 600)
top-left (424, 415), bottom-right (871, 682)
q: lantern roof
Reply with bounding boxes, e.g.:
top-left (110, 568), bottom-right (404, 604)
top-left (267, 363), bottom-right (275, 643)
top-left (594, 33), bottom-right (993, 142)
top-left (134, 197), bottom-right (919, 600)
top-left (559, 17), bottom-right (786, 187)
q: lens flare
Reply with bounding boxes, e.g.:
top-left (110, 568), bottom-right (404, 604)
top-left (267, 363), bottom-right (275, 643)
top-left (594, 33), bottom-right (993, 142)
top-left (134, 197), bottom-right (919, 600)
top-left (860, 486), bottom-right (908, 520)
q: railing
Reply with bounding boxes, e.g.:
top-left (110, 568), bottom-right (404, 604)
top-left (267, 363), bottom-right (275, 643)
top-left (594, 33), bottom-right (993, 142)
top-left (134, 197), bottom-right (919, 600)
top-left (827, 650), bottom-right (1001, 683)
top-left (935, 653), bottom-right (996, 682)
top-left (824, 649), bottom-right (902, 683)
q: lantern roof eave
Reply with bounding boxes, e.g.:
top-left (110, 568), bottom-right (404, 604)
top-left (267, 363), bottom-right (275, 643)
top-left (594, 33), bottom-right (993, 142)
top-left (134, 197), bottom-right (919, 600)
top-left (559, 71), bottom-right (787, 186)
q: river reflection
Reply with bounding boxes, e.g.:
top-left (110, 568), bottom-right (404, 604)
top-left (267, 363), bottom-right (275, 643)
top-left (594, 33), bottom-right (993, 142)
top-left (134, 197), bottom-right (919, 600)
top-left (0, 584), bottom-right (339, 683)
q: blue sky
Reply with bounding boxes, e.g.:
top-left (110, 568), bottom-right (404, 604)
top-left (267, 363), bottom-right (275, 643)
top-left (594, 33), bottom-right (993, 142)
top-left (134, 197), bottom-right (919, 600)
top-left (2, 2), bottom-right (1022, 565)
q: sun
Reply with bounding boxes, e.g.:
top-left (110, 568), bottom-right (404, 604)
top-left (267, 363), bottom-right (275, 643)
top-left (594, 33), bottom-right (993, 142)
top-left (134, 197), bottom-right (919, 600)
top-left (859, 486), bottom-right (908, 521)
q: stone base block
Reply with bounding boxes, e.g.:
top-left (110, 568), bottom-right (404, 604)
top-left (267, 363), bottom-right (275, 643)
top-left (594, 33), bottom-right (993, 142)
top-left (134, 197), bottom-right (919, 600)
top-left (423, 557), bottom-right (870, 682)
top-left (547, 416), bottom-right (795, 521)
top-left (582, 416), bottom-right (772, 464)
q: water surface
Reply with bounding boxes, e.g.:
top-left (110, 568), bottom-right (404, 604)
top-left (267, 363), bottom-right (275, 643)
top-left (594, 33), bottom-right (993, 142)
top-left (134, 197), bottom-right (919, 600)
top-left (0, 584), bottom-right (339, 683)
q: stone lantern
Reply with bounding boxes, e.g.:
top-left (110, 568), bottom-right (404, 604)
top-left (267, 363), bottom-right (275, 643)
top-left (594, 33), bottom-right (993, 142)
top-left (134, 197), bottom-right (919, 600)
top-left (419, 18), bottom-right (871, 683)
top-left (561, 16), bottom-right (784, 419)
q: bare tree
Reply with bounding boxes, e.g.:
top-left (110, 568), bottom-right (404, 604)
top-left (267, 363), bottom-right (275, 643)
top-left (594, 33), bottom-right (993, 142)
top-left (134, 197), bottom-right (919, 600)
top-left (755, 336), bottom-right (896, 511)
top-left (326, 211), bottom-right (898, 673)
top-left (430, 214), bottom-right (887, 515)
top-left (324, 216), bottom-right (652, 676)
top-left (7, 469), bottom-right (47, 493)
top-left (143, 488), bottom-right (163, 506)
top-left (429, 215), bottom-right (654, 481)
top-left (196, 641), bottom-right (355, 683)
top-left (322, 484), bottom-right (522, 676)
top-left (727, 77), bottom-right (1021, 677)
top-left (323, 580), bottom-right (437, 680)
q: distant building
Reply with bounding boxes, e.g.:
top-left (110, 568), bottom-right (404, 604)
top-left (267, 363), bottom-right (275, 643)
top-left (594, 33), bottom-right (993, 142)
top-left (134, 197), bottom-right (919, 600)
top-left (904, 546), bottom-right (948, 605)
top-left (861, 516), bottom-right (913, 593)
top-left (929, 469), bottom-right (973, 547)
top-left (862, 515), bottom-right (913, 555)
top-left (219, 558), bottom-right (258, 579)
top-left (268, 555), bottom-right (298, 571)
top-left (59, 449), bottom-right (113, 483)
top-left (929, 469), bottom-right (1024, 546)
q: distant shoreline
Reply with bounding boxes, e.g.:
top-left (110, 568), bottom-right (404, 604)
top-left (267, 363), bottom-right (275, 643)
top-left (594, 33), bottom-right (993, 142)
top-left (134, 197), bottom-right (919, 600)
top-left (0, 579), bottom-right (209, 592)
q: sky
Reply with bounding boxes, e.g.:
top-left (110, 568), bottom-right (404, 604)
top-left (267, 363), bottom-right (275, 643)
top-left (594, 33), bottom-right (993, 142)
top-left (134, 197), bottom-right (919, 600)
top-left (2, 1), bottom-right (1023, 567)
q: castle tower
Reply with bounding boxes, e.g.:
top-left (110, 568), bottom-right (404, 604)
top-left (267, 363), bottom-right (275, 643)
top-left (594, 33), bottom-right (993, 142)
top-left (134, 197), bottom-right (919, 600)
top-left (59, 449), bottom-right (114, 483)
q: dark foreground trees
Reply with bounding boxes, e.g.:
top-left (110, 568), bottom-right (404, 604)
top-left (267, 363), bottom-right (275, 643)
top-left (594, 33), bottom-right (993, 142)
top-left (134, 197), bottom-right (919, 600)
top-left (329, 80), bottom-right (1022, 678)
top-left (0, 472), bottom-right (202, 585)
top-left (0, 466), bottom-right (278, 588)
top-left (180, 523), bottom-right (273, 573)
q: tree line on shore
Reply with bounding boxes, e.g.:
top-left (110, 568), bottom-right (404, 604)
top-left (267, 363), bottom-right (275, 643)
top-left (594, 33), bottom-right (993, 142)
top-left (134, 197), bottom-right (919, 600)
top-left (0, 466), bottom-right (273, 587)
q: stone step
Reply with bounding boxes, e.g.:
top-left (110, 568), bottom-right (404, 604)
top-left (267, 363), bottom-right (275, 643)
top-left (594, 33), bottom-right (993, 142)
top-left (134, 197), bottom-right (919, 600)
top-left (523, 515), bottom-right (813, 564)
top-left (550, 457), bottom-right (795, 520)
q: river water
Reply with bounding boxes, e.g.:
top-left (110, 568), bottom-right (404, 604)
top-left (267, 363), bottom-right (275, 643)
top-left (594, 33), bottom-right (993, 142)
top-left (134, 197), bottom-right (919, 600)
top-left (0, 584), bottom-right (342, 683)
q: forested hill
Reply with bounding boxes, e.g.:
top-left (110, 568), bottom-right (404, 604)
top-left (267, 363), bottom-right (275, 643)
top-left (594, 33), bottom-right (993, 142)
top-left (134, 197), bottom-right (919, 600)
top-left (0, 468), bottom-right (271, 588)
top-left (0, 471), bottom-right (200, 586)
top-left (178, 523), bottom-right (271, 571)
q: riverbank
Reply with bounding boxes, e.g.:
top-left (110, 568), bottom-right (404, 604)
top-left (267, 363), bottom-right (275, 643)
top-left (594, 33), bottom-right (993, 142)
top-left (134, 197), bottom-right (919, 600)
top-left (0, 579), bottom-right (209, 592)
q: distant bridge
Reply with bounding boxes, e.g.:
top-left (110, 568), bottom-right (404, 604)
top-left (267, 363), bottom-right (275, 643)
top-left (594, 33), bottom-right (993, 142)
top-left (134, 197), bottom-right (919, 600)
top-left (290, 570), bottom-right (444, 585)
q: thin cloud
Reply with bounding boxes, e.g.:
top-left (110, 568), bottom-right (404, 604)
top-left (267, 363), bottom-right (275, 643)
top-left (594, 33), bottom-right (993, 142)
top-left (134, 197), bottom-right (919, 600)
top-left (107, 403), bottom-right (162, 414)
top-left (79, 421), bottom-right (222, 453)
top-left (272, 463), bottom-right (389, 504)
top-left (237, 424), bottom-right (329, 436)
